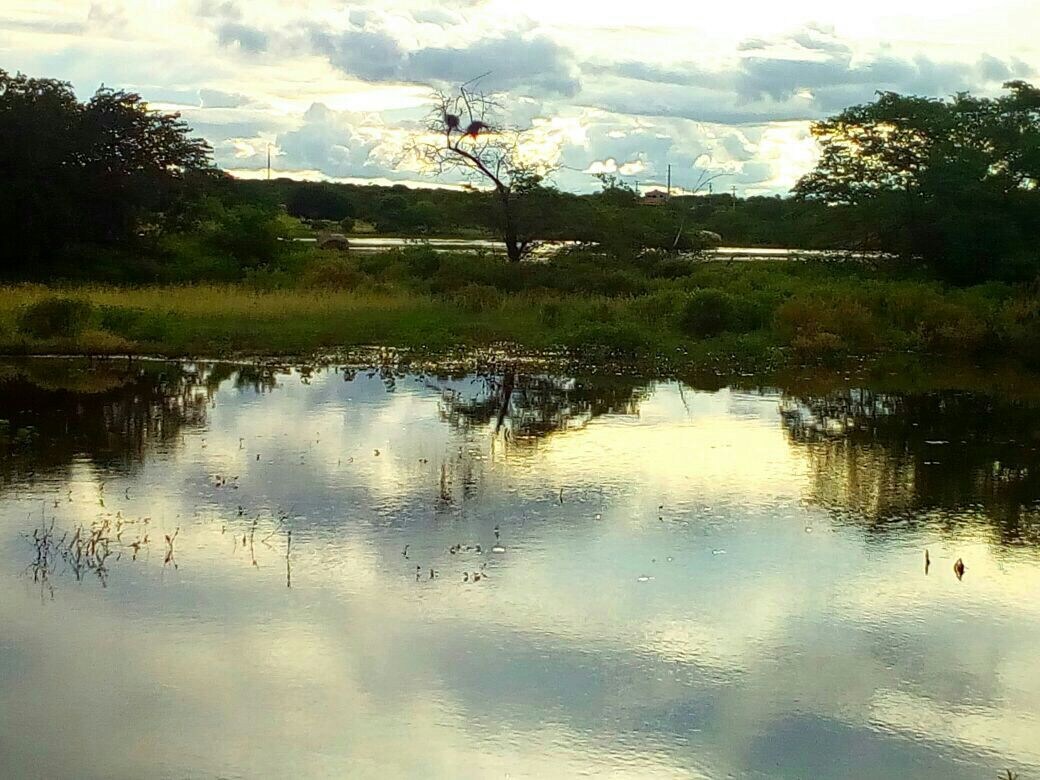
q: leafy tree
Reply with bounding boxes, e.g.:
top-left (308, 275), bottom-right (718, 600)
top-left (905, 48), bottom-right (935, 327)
top-left (285, 183), bottom-right (355, 221)
top-left (796, 81), bottom-right (1040, 283)
top-left (0, 69), bottom-right (212, 276)
top-left (203, 204), bottom-right (290, 267)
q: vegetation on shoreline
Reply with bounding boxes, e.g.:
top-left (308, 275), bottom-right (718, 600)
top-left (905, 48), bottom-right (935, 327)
top-left (3, 68), bottom-right (1040, 375)
top-left (3, 251), bottom-right (1039, 370)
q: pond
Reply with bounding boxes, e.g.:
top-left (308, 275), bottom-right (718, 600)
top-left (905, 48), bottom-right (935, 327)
top-left (1, 358), bottom-right (1038, 779)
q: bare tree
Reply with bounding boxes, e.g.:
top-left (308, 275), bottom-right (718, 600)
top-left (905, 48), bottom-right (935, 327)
top-left (416, 80), bottom-right (554, 262)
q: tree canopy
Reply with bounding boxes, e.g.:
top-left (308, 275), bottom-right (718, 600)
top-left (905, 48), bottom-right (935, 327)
top-left (796, 81), bottom-right (1040, 282)
top-left (0, 69), bottom-right (213, 275)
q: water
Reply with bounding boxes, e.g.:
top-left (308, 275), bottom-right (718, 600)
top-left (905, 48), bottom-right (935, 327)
top-left (1, 358), bottom-right (1038, 779)
top-left (294, 236), bottom-right (885, 263)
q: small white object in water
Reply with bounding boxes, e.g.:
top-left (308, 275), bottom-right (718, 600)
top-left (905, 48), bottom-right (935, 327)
top-left (491, 544), bottom-right (506, 554)
top-left (711, 549), bottom-right (726, 555)
top-left (636, 575), bottom-right (653, 582)
top-left (594, 513), bottom-right (602, 521)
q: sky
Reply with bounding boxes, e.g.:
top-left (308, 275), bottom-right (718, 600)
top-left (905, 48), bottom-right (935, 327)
top-left (1, 0), bottom-right (1037, 194)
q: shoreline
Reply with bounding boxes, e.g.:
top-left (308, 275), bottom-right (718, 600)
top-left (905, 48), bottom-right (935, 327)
top-left (4, 348), bottom-right (1040, 399)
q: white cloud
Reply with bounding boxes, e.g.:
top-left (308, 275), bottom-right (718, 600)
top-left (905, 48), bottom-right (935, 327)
top-left (0, 0), bottom-right (1037, 193)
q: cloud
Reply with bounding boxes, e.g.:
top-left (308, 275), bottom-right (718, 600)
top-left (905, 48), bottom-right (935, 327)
top-left (196, 0), bottom-right (240, 20)
top-left (217, 22), bottom-right (268, 53)
top-left (6, 5), bottom-right (1039, 195)
top-left (270, 102), bottom-right (406, 181)
top-left (86, 2), bottom-right (126, 29)
top-left (198, 88), bottom-right (251, 108)
top-left (306, 27), bottom-right (581, 97)
top-left (597, 28), bottom-right (1033, 124)
top-left (404, 34), bottom-right (581, 96)
top-left (308, 28), bottom-right (405, 82)
top-left (0, 17), bottom-right (85, 34)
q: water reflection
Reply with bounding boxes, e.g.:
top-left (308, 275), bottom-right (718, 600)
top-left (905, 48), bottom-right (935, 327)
top-left (436, 370), bottom-right (648, 443)
top-left (784, 388), bottom-right (1040, 544)
top-left (1, 359), bottom-right (1039, 779)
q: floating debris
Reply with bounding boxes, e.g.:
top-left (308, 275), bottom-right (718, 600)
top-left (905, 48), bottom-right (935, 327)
top-left (491, 544), bottom-right (506, 554)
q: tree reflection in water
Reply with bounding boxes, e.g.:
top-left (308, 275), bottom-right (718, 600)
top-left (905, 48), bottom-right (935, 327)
top-left (433, 369), bottom-right (649, 447)
top-left (781, 388), bottom-right (1040, 545)
top-left (0, 359), bottom-right (278, 488)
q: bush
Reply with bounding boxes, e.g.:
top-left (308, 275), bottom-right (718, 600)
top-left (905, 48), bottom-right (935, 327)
top-left (452, 284), bottom-right (502, 312)
top-left (98, 306), bottom-right (170, 342)
top-left (632, 290), bottom-right (688, 327)
top-left (541, 300), bottom-right (564, 327)
top-left (678, 289), bottom-right (738, 338)
top-left (300, 256), bottom-right (366, 290)
top-left (17, 298), bottom-right (94, 339)
top-left (774, 296), bottom-right (879, 355)
top-left (564, 320), bottom-right (651, 357)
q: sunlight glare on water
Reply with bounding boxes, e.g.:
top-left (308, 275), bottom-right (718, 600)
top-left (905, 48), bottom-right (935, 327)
top-left (0, 359), bottom-right (1038, 779)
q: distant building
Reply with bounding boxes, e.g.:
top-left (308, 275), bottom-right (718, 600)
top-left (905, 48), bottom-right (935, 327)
top-left (641, 189), bottom-right (669, 206)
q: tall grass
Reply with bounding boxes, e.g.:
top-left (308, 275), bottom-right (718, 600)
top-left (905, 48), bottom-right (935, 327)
top-left (2, 251), bottom-right (1038, 369)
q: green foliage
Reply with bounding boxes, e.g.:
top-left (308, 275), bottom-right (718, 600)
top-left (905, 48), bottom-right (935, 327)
top-left (452, 284), bottom-right (503, 312)
top-left (17, 298), bottom-right (94, 339)
top-left (285, 184), bottom-right (355, 221)
top-left (564, 320), bottom-right (652, 358)
top-left (0, 69), bottom-right (213, 276)
top-left (299, 255), bottom-right (366, 290)
top-left (4, 256), bottom-right (1040, 373)
top-left (796, 81), bottom-right (1040, 284)
top-left (202, 204), bottom-right (290, 267)
top-left (679, 290), bottom-right (739, 338)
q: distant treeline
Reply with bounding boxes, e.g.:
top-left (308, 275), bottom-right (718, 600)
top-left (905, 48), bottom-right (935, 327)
top-left (220, 176), bottom-right (850, 249)
top-left (2, 67), bottom-right (1038, 286)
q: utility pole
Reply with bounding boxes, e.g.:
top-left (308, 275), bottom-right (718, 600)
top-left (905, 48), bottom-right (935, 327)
top-left (667, 164), bottom-right (671, 197)
top-left (267, 144), bottom-right (271, 181)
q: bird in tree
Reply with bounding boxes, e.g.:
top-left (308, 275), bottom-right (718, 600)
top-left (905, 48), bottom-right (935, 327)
top-left (463, 120), bottom-right (489, 139)
top-left (417, 80), bottom-right (557, 262)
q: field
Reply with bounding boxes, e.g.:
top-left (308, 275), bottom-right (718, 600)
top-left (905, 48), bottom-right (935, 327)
top-left (2, 249), bottom-right (1039, 370)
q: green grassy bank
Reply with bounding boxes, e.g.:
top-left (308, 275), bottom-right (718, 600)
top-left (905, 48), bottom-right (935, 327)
top-left (3, 250), bottom-right (1040, 371)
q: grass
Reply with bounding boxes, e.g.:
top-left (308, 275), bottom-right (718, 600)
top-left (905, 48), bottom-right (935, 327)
top-left (2, 249), bottom-right (1039, 372)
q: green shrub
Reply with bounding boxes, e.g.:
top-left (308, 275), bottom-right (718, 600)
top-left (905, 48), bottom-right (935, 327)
top-left (564, 320), bottom-right (651, 357)
top-left (541, 300), bottom-right (564, 327)
top-left (632, 290), bottom-right (688, 326)
top-left (678, 289), bottom-right (737, 338)
top-left (300, 256), bottom-right (366, 290)
top-left (452, 284), bottom-right (502, 312)
top-left (98, 306), bottom-right (170, 342)
top-left (17, 297), bottom-right (94, 339)
top-left (774, 296), bottom-right (879, 354)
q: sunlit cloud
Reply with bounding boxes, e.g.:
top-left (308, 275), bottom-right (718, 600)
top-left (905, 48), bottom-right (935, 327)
top-left (1, 0), bottom-right (1037, 193)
